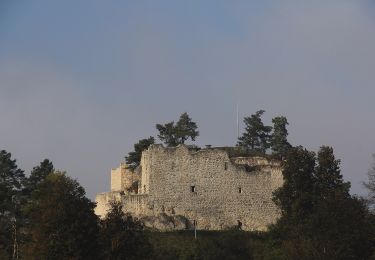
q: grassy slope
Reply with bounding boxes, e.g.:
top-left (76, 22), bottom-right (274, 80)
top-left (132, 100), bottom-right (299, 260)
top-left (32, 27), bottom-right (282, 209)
top-left (146, 230), bottom-right (277, 260)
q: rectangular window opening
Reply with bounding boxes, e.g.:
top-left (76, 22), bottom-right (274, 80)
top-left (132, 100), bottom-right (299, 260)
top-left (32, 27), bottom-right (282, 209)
top-left (191, 185), bottom-right (196, 192)
top-left (238, 187), bottom-right (242, 193)
top-left (224, 162), bottom-right (228, 170)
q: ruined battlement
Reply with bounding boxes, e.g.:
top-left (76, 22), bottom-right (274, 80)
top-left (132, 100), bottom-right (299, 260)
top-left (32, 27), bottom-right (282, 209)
top-left (95, 144), bottom-right (283, 231)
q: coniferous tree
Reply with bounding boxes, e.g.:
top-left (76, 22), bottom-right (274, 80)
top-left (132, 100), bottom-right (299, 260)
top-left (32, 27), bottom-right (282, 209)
top-left (0, 150), bottom-right (24, 259)
top-left (314, 146), bottom-right (350, 198)
top-left (156, 112), bottom-right (199, 147)
top-left (175, 112), bottom-right (199, 144)
top-left (270, 116), bottom-right (292, 159)
top-left (125, 137), bottom-right (155, 170)
top-left (24, 159), bottom-right (54, 196)
top-left (0, 150), bottom-right (25, 215)
top-left (156, 122), bottom-right (178, 147)
top-left (271, 146), bottom-right (374, 259)
top-left (237, 110), bottom-right (272, 154)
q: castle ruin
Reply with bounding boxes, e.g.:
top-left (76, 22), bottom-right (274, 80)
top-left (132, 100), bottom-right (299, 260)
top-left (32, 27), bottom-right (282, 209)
top-left (95, 144), bottom-right (283, 231)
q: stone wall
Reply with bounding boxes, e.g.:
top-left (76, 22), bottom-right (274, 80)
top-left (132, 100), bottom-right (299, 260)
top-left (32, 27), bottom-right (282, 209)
top-left (96, 144), bottom-right (283, 231)
top-left (139, 145), bottom-right (282, 230)
top-left (95, 191), bottom-right (123, 217)
top-left (110, 162), bottom-right (140, 192)
top-left (110, 165), bottom-right (122, 191)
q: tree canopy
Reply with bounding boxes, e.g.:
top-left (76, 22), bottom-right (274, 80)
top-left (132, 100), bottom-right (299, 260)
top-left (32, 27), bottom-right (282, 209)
top-left (270, 116), bottom-right (292, 158)
top-left (24, 171), bottom-right (99, 259)
top-left (125, 137), bottom-right (155, 170)
top-left (0, 150), bottom-right (25, 258)
top-left (270, 146), bottom-right (374, 259)
top-left (237, 110), bottom-right (272, 154)
top-left (24, 159), bottom-right (54, 196)
top-left (156, 112), bottom-right (199, 147)
top-left (100, 201), bottom-right (151, 259)
top-left (0, 150), bottom-right (25, 215)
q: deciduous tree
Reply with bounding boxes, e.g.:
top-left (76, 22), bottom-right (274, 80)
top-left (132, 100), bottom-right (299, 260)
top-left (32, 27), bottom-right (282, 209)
top-left (273, 146), bottom-right (316, 216)
top-left (100, 201), bottom-right (151, 259)
top-left (25, 171), bottom-right (99, 259)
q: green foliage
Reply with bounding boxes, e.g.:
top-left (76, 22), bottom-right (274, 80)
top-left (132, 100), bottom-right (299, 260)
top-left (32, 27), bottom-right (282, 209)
top-left (270, 116), bottom-right (292, 159)
top-left (0, 150), bottom-right (24, 258)
top-left (0, 150), bottom-right (25, 215)
top-left (237, 110), bottom-right (272, 154)
top-left (125, 137), bottom-right (155, 170)
top-left (0, 215), bottom-right (13, 259)
top-left (175, 112), bottom-right (199, 144)
top-left (156, 122), bottom-right (177, 147)
top-left (24, 171), bottom-right (99, 259)
top-left (156, 112), bottom-right (199, 147)
top-left (24, 159), bottom-right (54, 196)
top-left (315, 146), bottom-right (350, 198)
top-left (271, 146), bottom-right (374, 259)
top-left (273, 146), bottom-right (316, 216)
top-left (100, 201), bottom-right (151, 260)
top-left (270, 195), bottom-right (374, 260)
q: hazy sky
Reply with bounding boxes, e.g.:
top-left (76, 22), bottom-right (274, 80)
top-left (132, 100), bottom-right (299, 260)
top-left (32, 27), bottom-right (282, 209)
top-left (1, 0), bottom-right (374, 199)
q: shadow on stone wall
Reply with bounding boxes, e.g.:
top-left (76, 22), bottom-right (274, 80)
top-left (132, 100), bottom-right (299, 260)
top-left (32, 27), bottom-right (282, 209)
top-left (140, 214), bottom-right (191, 231)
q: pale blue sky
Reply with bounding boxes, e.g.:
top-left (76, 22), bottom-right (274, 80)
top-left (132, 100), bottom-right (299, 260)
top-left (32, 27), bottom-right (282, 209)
top-left (1, 0), bottom-right (375, 199)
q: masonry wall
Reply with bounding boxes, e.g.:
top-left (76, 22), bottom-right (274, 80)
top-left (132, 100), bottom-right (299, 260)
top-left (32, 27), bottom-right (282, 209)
top-left (111, 166), bottom-right (122, 191)
top-left (95, 191), bottom-right (123, 217)
top-left (134, 145), bottom-right (283, 231)
top-left (110, 162), bottom-right (140, 192)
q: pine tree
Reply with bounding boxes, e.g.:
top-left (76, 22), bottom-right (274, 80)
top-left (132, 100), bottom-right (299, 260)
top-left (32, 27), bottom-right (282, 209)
top-left (0, 150), bottom-right (24, 258)
top-left (156, 112), bottom-right (199, 147)
top-left (125, 137), bottom-right (155, 171)
top-left (237, 110), bottom-right (272, 154)
top-left (271, 146), bottom-right (374, 259)
top-left (0, 150), bottom-right (25, 215)
top-left (314, 146), bottom-right (350, 198)
top-left (175, 112), bottom-right (199, 144)
top-left (24, 159), bottom-right (54, 196)
top-left (270, 116), bottom-right (292, 159)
